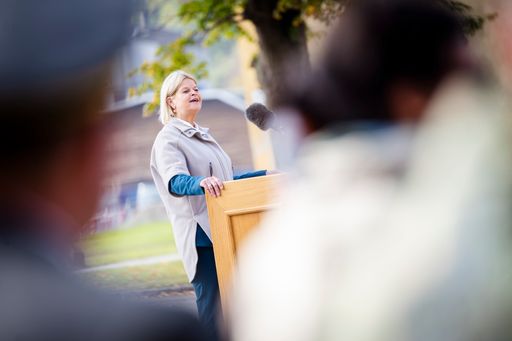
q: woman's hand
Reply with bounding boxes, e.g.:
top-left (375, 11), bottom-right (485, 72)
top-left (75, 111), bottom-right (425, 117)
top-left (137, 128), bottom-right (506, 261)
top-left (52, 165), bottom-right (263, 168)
top-left (200, 176), bottom-right (224, 197)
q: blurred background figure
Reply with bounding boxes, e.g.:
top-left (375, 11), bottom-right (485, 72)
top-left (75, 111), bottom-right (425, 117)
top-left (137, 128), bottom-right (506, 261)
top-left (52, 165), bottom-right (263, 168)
top-left (231, 0), bottom-right (512, 340)
top-left (0, 0), bottom-right (205, 340)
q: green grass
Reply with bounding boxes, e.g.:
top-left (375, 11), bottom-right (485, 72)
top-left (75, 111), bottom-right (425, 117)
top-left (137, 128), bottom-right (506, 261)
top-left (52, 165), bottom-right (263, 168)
top-left (81, 221), bottom-right (177, 266)
top-left (79, 221), bottom-right (189, 289)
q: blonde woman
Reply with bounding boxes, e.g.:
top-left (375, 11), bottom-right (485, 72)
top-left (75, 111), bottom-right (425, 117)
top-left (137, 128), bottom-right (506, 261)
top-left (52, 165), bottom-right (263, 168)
top-left (150, 70), bottom-right (266, 340)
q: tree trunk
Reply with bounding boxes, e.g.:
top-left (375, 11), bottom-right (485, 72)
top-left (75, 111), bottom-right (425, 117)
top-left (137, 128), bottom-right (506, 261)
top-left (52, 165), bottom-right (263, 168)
top-left (244, 0), bottom-right (310, 108)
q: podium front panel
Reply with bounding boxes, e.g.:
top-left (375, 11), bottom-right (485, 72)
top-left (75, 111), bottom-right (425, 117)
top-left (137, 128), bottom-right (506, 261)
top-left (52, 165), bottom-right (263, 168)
top-left (205, 174), bottom-right (285, 310)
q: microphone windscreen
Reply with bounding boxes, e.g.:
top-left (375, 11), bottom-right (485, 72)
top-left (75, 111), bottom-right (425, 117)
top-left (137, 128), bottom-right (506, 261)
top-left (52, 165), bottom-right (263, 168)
top-left (245, 103), bottom-right (275, 131)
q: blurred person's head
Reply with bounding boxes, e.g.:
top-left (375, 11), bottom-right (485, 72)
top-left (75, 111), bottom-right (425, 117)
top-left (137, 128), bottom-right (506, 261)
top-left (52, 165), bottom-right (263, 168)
top-left (0, 0), bottom-right (134, 231)
top-left (159, 70), bottom-right (201, 124)
top-left (296, 0), bottom-right (469, 131)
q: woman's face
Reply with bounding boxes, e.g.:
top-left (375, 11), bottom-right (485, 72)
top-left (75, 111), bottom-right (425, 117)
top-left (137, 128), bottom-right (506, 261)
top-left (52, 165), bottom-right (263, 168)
top-left (168, 78), bottom-right (202, 119)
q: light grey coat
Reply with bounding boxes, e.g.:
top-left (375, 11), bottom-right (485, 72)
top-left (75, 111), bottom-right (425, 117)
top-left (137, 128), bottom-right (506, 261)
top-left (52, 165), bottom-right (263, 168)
top-left (150, 118), bottom-right (234, 281)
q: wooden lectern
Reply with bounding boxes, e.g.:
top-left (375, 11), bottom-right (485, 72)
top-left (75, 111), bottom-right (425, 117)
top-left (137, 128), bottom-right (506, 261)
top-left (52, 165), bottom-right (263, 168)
top-left (205, 173), bottom-right (285, 310)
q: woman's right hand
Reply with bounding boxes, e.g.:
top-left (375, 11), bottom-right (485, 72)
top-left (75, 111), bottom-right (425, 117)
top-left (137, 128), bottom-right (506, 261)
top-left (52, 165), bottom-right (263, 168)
top-left (200, 176), bottom-right (224, 197)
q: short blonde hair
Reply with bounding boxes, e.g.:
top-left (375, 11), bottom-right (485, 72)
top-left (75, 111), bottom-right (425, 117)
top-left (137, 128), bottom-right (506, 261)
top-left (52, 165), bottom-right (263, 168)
top-left (159, 70), bottom-right (197, 125)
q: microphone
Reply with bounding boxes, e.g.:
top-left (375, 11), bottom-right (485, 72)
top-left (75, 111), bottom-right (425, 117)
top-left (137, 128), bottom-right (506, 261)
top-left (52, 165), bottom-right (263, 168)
top-left (245, 103), bottom-right (281, 132)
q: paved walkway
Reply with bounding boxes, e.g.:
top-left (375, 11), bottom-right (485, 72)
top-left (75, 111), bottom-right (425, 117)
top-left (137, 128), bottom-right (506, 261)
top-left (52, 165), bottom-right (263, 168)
top-left (78, 255), bottom-right (197, 313)
top-left (78, 254), bottom-right (181, 273)
top-left (141, 289), bottom-right (198, 313)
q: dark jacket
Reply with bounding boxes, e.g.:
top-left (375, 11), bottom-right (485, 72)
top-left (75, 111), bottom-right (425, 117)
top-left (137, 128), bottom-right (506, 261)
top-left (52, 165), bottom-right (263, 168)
top-left (0, 210), bottom-right (206, 341)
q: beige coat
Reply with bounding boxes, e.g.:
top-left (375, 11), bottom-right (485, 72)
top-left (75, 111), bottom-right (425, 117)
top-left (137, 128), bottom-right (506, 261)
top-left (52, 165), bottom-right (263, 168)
top-left (231, 78), bottom-right (512, 341)
top-left (150, 118), bottom-right (234, 281)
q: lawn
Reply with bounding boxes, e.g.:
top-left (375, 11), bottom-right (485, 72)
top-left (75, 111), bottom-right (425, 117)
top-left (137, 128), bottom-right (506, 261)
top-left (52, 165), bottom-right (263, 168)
top-left (81, 221), bottom-right (177, 266)
top-left (79, 221), bottom-right (189, 290)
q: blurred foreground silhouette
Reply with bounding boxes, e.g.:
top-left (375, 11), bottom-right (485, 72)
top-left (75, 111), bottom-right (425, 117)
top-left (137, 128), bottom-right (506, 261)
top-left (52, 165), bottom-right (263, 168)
top-left (232, 1), bottom-right (512, 340)
top-left (0, 1), bottom-right (206, 340)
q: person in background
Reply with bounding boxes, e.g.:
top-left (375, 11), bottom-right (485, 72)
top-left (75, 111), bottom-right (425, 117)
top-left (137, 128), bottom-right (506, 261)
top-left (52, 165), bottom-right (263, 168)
top-left (230, 1), bottom-right (509, 340)
top-left (150, 70), bottom-right (267, 341)
top-left (0, 1), bottom-right (206, 340)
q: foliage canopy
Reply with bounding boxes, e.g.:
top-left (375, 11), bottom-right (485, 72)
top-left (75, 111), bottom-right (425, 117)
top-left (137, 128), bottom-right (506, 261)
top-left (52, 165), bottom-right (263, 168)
top-left (132, 0), bottom-right (493, 115)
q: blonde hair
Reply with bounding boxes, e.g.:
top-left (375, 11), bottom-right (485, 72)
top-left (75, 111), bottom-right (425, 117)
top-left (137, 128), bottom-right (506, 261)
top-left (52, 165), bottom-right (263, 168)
top-left (159, 70), bottom-right (197, 125)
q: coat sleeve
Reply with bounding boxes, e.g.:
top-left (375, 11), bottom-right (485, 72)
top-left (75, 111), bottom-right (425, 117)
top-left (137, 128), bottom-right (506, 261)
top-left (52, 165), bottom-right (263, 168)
top-left (234, 170), bottom-right (267, 180)
top-left (169, 174), bottom-right (205, 196)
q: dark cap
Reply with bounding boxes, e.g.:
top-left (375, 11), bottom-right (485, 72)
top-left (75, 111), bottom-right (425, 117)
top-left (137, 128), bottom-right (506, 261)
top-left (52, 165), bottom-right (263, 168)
top-left (0, 0), bottom-right (135, 92)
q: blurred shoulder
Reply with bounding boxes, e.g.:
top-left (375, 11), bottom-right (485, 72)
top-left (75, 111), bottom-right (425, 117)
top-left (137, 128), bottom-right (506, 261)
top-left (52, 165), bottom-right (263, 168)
top-left (0, 247), bottom-right (205, 341)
